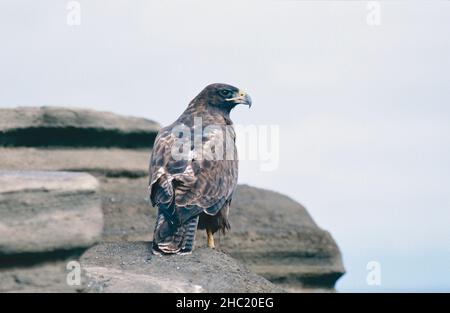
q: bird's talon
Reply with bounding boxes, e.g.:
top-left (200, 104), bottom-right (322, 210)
top-left (206, 229), bottom-right (215, 249)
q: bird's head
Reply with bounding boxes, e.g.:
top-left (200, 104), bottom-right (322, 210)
top-left (195, 83), bottom-right (252, 113)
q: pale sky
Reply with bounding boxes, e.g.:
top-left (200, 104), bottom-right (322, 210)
top-left (1, 0), bottom-right (449, 291)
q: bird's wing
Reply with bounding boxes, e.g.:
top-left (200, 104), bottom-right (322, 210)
top-left (149, 125), bottom-right (183, 220)
top-left (149, 123), bottom-right (238, 225)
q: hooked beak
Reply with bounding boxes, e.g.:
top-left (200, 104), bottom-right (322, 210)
top-left (225, 89), bottom-right (252, 108)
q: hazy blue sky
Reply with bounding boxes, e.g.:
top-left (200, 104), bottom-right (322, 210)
top-left (1, 1), bottom-right (449, 291)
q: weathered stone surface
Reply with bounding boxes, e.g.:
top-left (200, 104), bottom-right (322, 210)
top-left (0, 107), bottom-right (345, 292)
top-left (211, 185), bottom-right (345, 290)
top-left (80, 242), bottom-right (283, 293)
top-left (0, 258), bottom-right (85, 293)
top-left (0, 148), bottom-right (150, 178)
top-left (97, 178), bottom-right (344, 290)
top-left (0, 107), bottom-right (159, 148)
top-left (0, 171), bottom-right (103, 255)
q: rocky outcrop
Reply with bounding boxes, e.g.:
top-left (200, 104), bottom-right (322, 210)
top-left (98, 178), bottom-right (344, 291)
top-left (0, 107), bottom-right (159, 148)
top-left (0, 171), bottom-right (102, 254)
top-left (0, 106), bottom-right (345, 292)
top-left (1, 148), bottom-right (149, 178)
top-left (215, 185), bottom-right (344, 291)
top-left (0, 171), bottom-right (102, 292)
top-left (80, 242), bottom-right (283, 293)
top-left (0, 259), bottom-right (85, 293)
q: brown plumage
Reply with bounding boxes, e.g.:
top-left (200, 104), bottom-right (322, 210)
top-left (149, 83), bottom-right (252, 254)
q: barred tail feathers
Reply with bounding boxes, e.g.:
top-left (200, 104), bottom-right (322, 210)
top-left (152, 209), bottom-right (199, 255)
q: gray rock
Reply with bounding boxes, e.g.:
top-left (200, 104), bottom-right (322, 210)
top-left (97, 178), bottom-right (345, 290)
top-left (0, 148), bottom-right (150, 178)
top-left (80, 242), bottom-right (283, 293)
top-left (0, 258), bottom-right (86, 293)
top-left (0, 171), bottom-right (103, 255)
top-left (0, 107), bottom-right (345, 291)
top-left (0, 107), bottom-right (160, 148)
top-left (216, 185), bottom-right (345, 290)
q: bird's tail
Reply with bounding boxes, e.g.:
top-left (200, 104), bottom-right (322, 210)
top-left (152, 210), bottom-right (199, 255)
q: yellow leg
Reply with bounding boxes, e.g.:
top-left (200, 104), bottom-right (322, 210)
top-left (206, 229), bottom-right (215, 249)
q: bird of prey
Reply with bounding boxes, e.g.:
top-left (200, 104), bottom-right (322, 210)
top-left (148, 83), bottom-right (252, 255)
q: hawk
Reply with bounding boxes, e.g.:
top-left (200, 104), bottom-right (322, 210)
top-left (149, 83), bottom-right (252, 255)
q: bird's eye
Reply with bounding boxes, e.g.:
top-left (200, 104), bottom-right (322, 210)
top-left (220, 90), bottom-right (231, 97)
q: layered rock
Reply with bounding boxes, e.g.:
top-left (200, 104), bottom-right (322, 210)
top-left (215, 185), bottom-right (344, 291)
top-left (0, 260), bottom-right (86, 293)
top-left (1, 148), bottom-right (149, 178)
top-left (0, 171), bottom-right (102, 292)
top-left (0, 106), bottom-right (345, 292)
top-left (80, 242), bottom-right (283, 293)
top-left (98, 178), bottom-right (344, 291)
top-left (0, 106), bottom-right (159, 148)
top-left (0, 171), bottom-right (102, 254)
top-left (0, 106), bottom-right (159, 177)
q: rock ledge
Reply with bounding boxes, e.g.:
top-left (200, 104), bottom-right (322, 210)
top-left (0, 171), bottom-right (103, 255)
top-left (0, 107), bottom-right (159, 148)
top-left (81, 242), bottom-right (284, 293)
